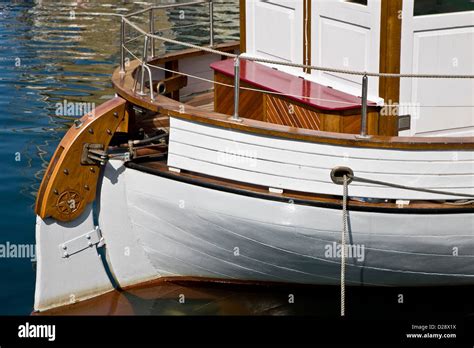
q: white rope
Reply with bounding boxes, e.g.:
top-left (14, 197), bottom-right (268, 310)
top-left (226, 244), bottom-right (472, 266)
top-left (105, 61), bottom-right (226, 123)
top-left (144, 63), bottom-right (474, 108)
top-left (121, 46), bottom-right (474, 108)
top-left (77, 11), bottom-right (474, 79)
top-left (146, 64), bottom-right (363, 106)
top-left (123, 17), bottom-right (474, 79)
top-left (122, 46), bottom-right (143, 63)
top-left (123, 17), bottom-right (236, 58)
top-left (351, 175), bottom-right (474, 199)
top-left (245, 56), bottom-right (474, 79)
top-left (341, 175), bottom-right (349, 317)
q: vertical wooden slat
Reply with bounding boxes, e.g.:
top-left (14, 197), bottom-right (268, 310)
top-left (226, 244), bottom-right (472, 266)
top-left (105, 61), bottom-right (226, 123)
top-left (165, 60), bottom-right (180, 101)
top-left (239, 0), bottom-right (246, 53)
top-left (303, 0), bottom-right (312, 74)
top-left (378, 0), bottom-right (402, 136)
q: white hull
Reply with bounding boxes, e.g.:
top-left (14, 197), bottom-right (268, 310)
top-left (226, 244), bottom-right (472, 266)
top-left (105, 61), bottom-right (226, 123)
top-left (98, 160), bottom-right (474, 288)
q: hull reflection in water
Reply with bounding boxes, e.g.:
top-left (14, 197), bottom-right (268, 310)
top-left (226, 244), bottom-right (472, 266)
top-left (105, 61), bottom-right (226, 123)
top-left (36, 280), bottom-right (332, 316)
top-left (35, 279), bottom-right (474, 317)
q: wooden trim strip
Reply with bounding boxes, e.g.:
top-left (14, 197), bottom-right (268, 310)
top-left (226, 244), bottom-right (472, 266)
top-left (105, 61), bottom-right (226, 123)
top-left (378, 0), bottom-right (402, 136)
top-left (126, 161), bottom-right (474, 215)
top-left (112, 60), bottom-right (474, 150)
top-left (303, 0), bottom-right (311, 74)
top-left (239, 0), bottom-right (246, 53)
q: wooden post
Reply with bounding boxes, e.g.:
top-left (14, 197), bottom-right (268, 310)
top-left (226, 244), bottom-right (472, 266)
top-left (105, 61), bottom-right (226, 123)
top-left (378, 0), bottom-right (403, 136)
top-left (239, 0), bottom-right (246, 53)
top-left (303, 0), bottom-right (312, 74)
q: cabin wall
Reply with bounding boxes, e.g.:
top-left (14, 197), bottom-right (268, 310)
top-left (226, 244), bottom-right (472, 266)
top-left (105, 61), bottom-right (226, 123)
top-left (168, 117), bottom-right (474, 201)
top-left (241, 0), bottom-right (473, 137)
top-left (309, 0), bottom-right (382, 100)
top-left (400, 1), bottom-right (474, 137)
top-left (244, 0), bottom-right (303, 76)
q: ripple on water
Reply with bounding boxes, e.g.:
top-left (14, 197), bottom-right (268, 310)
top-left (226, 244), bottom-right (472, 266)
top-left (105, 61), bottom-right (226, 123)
top-left (0, 0), bottom-right (239, 315)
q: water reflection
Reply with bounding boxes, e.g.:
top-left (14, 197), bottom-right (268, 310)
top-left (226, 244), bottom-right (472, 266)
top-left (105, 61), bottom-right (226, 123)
top-left (35, 281), bottom-right (346, 316)
top-left (0, 0), bottom-right (239, 202)
top-left (0, 0), bottom-right (238, 314)
top-left (35, 280), bottom-right (474, 318)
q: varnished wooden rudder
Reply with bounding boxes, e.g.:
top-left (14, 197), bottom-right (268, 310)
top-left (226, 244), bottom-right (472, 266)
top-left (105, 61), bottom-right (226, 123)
top-left (35, 97), bottom-right (128, 222)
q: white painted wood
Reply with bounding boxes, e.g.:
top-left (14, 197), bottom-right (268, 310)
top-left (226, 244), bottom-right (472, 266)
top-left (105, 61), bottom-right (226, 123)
top-left (169, 141), bottom-right (474, 189)
top-left (170, 118), bottom-right (474, 161)
top-left (179, 54), bottom-right (220, 97)
top-left (98, 161), bottom-right (161, 288)
top-left (400, 1), bottom-right (474, 137)
top-left (245, 0), bottom-right (304, 76)
top-left (168, 118), bottom-right (474, 200)
top-left (170, 127), bottom-right (474, 173)
top-left (34, 205), bottom-right (114, 311)
top-left (309, 0), bottom-right (382, 99)
top-left (97, 163), bottom-right (474, 287)
top-left (149, 64), bottom-right (165, 82)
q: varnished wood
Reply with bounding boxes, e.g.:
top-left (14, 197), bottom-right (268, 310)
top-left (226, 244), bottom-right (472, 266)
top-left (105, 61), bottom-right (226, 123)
top-left (303, 0), bottom-right (311, 74)
top-left (136, 159), bottom-right (474, 211)
top-left (214, 70), bottom-right (380, 134)
top-left (164, 60), bottom-right (181, 100)
top-left (379, 0), bottom-right (402, 136)
top-left (151, 74), bottom-right (187, 96)
top-left (212, 59), bottom-right (375, 111)
top-left (115, 108), bottom-right (130, 133)
top-left (138, 115), bottom-right (169, 135)
top-left (239, 0), bottom-right (246, 53)
top-left (265, 94), bottom-right (321, 130)
top-left (35, 97), bottom-right (127, 221)
top-left (112, 58), bottom-right (474, 150)
top-left (184, 91), bottom-right (214, 112)
top-left (214, 72), bottom-right (264, 120)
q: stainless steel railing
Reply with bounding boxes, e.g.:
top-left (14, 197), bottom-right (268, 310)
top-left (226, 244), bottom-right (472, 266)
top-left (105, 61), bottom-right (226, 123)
top-left (118, 1), bottom-right (473, 138)
top-left (120, 0), bottom-right (214, 74)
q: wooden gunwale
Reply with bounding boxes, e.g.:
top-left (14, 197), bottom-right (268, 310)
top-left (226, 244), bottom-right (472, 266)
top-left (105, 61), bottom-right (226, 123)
top-left (127, 159), bottom-right (474, 213)
top-left (112, 51), bottom-right (474, 151)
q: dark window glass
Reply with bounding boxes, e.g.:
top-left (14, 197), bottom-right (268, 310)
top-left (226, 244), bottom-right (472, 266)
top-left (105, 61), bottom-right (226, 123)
top-left (346, 0), bottom-right (368, 5)
top-left (414, 0), bottom-right (474, 16)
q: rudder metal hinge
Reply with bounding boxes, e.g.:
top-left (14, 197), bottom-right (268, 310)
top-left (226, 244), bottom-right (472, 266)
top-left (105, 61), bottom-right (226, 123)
top-left (60, 226), bottom-right (105, 258)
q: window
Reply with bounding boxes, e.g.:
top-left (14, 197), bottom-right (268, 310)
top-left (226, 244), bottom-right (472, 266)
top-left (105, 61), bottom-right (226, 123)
top-left (345, 0), bottom-right (368, 5)
top-left (414, 0), bottom-right (474, 16)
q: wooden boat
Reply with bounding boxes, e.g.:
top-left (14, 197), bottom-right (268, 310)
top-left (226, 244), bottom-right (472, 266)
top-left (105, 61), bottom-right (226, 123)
top-left (33, 0), bottom-right (474, 312)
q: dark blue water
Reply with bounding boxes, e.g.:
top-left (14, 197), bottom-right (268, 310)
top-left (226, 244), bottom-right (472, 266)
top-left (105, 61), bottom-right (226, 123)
top-left (0, 0), bottom-right (238, 315)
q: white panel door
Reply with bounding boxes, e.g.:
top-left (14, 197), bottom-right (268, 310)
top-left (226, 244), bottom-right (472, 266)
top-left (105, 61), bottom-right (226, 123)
top-left (400, 0), bottom-right (474, 137)
top-left (245, 0), bottom-right (304, 75)
top-left (310, 0), bottom-right (382, 100)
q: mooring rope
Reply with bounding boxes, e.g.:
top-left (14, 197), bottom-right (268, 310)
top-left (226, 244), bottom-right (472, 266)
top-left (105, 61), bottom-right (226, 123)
top-left (350, 175), bottom-right (474, 199)
top-left (341, 175), bottom-right (349, 317)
